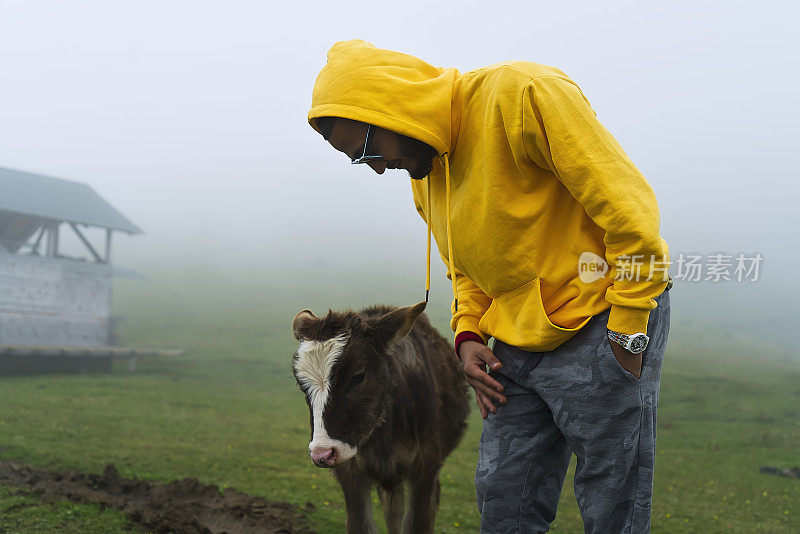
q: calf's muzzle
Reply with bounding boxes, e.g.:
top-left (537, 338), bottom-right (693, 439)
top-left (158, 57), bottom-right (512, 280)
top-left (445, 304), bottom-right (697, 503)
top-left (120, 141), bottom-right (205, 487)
top-left (310, 446), bottom-right (337, 468)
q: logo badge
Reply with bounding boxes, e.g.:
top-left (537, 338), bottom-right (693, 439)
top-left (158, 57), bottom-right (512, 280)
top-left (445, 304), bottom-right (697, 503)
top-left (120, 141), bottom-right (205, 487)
top-left (578, 252), bottom-right (609, 283)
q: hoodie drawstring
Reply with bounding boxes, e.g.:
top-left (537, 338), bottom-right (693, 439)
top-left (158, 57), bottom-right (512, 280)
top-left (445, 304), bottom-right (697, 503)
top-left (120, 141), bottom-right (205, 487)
top-left (425, 153), bottom-right (458, 312)
top-left (444, 154), bottom-right (458, 312)
top-left (425, 175), bottom-right (431, 303)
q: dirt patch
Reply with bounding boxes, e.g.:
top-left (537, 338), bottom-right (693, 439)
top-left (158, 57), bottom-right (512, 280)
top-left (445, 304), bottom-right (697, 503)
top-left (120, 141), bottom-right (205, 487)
top-left (0, 461), bottom-right (315, 534)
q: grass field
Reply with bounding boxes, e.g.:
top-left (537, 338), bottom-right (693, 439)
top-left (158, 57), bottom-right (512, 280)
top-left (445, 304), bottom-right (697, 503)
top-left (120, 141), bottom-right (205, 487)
top-left (0, 264), bottom-right (797, 532)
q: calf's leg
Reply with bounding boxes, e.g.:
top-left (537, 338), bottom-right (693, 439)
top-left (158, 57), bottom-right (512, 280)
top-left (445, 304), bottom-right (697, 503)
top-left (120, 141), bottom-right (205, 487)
top-left (338, 470), bottom-right (378, 534)
top-left (402, 469), bottom-right (440, 534)
top-left (377, 483), bottom-right (405, 534)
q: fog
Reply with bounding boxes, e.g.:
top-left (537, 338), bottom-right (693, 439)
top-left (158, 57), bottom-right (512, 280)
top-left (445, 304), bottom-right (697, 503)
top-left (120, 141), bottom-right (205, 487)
top-left (1, 0), bottom-right (798, 347)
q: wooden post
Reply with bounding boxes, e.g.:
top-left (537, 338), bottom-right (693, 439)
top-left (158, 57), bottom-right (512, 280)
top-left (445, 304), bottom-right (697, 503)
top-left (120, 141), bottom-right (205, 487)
top-left (105, 229), bottom-right (112, 264)
top-left (46, 223), bottom-right (59, 257)
top-left (106, 229), bottom-right (114, 346)
top-left (69, 223), bottom-right (103, 263)
top-left (30, 226), bottom-right (45, 254)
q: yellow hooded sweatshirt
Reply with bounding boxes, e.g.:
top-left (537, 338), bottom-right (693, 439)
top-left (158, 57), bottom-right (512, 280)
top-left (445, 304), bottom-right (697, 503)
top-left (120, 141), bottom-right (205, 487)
top-left (308, 40), bottom-right (670, 352)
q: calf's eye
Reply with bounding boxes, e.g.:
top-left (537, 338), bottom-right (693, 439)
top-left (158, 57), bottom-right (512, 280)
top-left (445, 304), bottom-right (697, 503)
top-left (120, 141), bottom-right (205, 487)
top-left (350, 371), bottom-right (366, 387)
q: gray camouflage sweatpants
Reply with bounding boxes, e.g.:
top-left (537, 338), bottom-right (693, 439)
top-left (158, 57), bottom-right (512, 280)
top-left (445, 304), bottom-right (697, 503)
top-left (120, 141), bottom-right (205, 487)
top-left (476, 287), bottom-right (671, 533)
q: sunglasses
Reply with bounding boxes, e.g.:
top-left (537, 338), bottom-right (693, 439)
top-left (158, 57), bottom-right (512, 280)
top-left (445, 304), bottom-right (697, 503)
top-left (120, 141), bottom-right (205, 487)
top-left (350, 124), bottom-right (384, 164)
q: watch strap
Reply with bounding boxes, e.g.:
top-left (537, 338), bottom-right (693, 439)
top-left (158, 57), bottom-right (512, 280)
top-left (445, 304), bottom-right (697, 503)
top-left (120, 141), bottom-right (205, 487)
top-left (607, 329), bottom-right (631, 350)
top-left (607, 329), bottom-right (649, 354)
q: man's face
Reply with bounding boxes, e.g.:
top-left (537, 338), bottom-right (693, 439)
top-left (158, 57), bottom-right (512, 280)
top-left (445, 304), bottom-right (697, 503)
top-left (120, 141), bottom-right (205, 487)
top-left (326, 119), bottom-right (436, 180)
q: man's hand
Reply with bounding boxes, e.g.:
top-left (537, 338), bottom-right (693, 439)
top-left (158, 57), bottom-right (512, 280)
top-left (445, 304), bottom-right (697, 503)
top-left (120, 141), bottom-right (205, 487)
top-left (608, 339), bottom-right (643, 379)
top-left (458, 340), bottom-right (507, 419)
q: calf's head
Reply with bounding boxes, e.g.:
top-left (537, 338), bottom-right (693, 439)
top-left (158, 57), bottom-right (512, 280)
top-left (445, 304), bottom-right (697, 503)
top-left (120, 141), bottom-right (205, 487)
top-left (291, 301), bottom-right (426, 468)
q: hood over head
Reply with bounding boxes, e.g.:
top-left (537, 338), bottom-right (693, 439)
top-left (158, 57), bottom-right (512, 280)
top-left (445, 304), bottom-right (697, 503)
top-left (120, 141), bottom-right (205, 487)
top-left (308, 39), bottom-right (459, 156)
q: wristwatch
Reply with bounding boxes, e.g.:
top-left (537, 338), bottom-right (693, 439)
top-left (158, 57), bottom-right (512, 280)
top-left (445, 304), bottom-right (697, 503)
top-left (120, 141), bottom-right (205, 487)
top-left (607, 330), bottom-right (649, 354)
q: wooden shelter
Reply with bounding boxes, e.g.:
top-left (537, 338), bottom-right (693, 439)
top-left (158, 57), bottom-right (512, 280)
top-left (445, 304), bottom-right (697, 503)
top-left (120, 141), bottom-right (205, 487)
top-left (0, 166), bottom-right (178, 373)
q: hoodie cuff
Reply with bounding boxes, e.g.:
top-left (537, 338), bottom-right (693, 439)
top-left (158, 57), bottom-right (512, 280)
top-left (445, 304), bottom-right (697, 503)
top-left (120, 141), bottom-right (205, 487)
top-left (454, 314), bottom-right (490, 343)
top-left (455, 331), bottom-right (486, 360)
top-left (607, 305), bottom-right (651, 336)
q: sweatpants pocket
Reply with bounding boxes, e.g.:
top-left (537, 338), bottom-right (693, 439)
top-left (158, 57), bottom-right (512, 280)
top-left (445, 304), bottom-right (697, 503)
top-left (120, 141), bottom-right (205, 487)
top-left (602, 335), bottom-right (642, 382)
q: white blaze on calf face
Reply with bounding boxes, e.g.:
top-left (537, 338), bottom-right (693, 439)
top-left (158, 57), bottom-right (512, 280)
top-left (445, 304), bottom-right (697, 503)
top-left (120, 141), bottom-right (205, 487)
top-left (293, 332), bottom-right (358, 463)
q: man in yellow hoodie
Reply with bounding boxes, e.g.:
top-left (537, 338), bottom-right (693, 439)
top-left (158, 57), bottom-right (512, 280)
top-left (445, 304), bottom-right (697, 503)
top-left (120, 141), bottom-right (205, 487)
top-left (309, 40), bottom-right (672, 533)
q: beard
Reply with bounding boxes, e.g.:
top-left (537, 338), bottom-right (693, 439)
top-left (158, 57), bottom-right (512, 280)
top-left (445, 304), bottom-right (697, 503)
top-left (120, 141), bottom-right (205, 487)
top-left (407, 160), bottom-right (434, 180)
top-left (398, 134), bottom-right (438, 180)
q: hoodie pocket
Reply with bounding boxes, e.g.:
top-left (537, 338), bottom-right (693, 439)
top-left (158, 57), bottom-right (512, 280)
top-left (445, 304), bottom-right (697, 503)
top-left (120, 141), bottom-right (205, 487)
top-left (478, 278), bottom-right (592, 352)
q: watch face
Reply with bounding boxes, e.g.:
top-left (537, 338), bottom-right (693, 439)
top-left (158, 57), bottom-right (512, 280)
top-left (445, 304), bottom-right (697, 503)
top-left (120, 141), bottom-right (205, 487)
top-left (629, 334), bottom-right (649, 353)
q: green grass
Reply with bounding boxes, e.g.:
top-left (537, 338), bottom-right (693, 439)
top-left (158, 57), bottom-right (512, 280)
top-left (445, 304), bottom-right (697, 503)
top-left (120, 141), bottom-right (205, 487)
top-left (0, 264), bottom-right (797, 532)
top-left (0, 484), bottom-right (133, 533)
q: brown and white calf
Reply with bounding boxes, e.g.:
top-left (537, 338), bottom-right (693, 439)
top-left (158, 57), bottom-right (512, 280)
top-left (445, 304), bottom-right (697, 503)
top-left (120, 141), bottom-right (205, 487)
top-left (291, 301), bottom-right (470, 534)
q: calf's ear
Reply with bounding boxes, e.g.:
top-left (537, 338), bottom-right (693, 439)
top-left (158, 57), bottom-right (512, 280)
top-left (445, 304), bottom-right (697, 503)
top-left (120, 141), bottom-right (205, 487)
top-left (292, 309), bottom-right (319, 340)
top-left (371, 301), bottom-right (427, 346)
